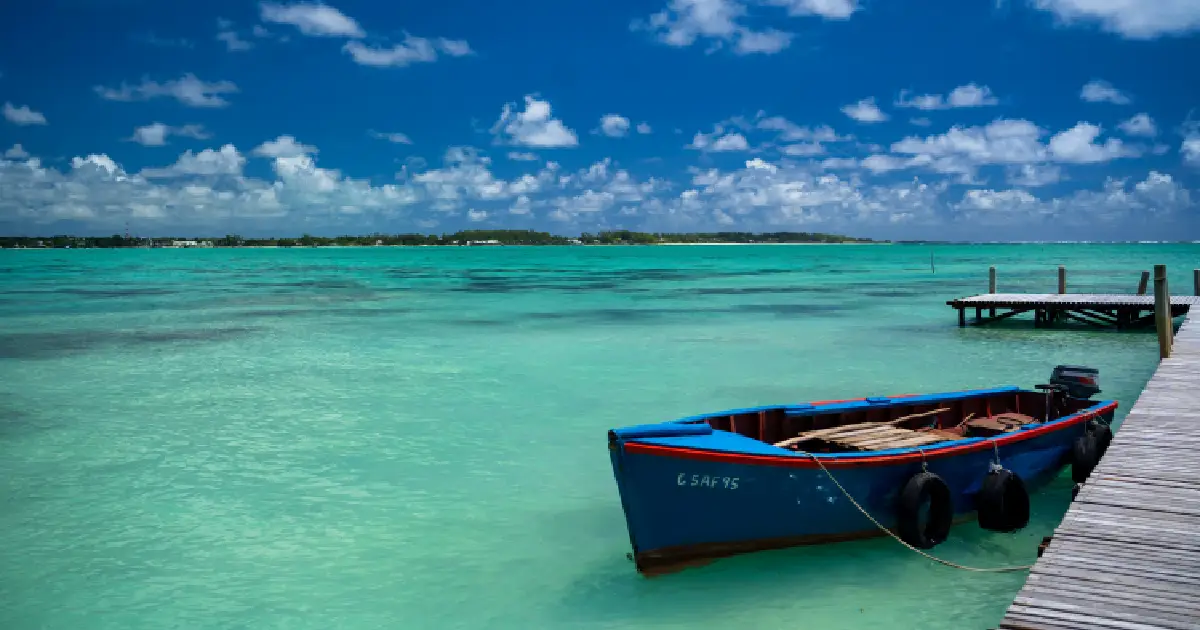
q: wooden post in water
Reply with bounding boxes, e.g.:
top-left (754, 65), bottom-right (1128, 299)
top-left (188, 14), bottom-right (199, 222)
top-left (988, 266), bottom-right (996, 317)
top-left (1137, 271), bottom-right (1150, 295)
top-left (1194, 269), bottom-right (1199, 297)
top-left (1154, 264), bottom-right (1173, 359)
top-left (1058, 266), bottom-right (1066, 294)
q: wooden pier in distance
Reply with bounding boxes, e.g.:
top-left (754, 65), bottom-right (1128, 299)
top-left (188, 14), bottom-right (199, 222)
top-left (948, 293), bottom-right (1199, 329)
top-left (997, 311), bottom-right (1200, 630)
top-left (949, 266), bottom-right (1200, 330)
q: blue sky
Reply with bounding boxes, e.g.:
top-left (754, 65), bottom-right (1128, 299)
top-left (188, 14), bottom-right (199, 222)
top-left (1, 0), bottom-right (1199, 240)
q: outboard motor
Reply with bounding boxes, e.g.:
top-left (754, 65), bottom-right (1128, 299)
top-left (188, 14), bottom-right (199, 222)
top-left (1050, 365), bottom-right (1101, 400)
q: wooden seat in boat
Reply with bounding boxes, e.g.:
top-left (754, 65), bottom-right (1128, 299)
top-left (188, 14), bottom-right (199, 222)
top-left (964, 412), bottom-right (1037, 436)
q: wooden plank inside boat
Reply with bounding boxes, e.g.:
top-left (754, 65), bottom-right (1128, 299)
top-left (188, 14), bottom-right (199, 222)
top-left (771, 403), bottom-right (1051, 452)
top-left (773, 407), bottom-right (950, 449)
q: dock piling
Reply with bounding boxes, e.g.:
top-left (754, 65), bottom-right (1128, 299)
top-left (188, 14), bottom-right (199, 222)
top-left (1137, 270), bottom-right (1149, 295)
top-left (987, 266), bottom-right (996, 317)
top-left (1057, 266), bottom-right (1066, 294)
top-left (1154, 264), bottom-right (1173, 359)
top-left (1194, 268), bottom-right (1199, 297)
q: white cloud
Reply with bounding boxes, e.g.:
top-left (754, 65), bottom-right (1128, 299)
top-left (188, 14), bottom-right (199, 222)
top-left (5, 144), bottom-right (30, 159)
top-left (756, 115), bottom-right (849, 142)
top-left (409, 147), bottom-right (522, 207)
top-left (637, 122), bottom-right (653, 134)
top-left (141, 145), bottom-right (247, 178)
top-left (1080, 79), bottom-right (1130, 104)
top-left (252, 135), bottom-right (319, 158)
top-left (733, 28), bottom-right (793, 54)
top-left (598, 114), bottom-right (632, 137)
top-left (860, 154), bottom-right (912, 173)
top-left (507, 152), bottom-right (539, 161)
top-left (127, 123), bottom-right (211, 147)
top-left (910, 117), bottom-right (932, 127)
top-left (342, 33), bottom-right (473, 67)
top-left (895, 83), bottom-right (999, 110)
top-left (1118, 113), bottom-right (1157, 137)
top-left (541, 160), bottom-right (669, 224)
top-left (4, 102), bottom-right (47, 126)
top-left (631, 0), bottom-right (855, 55)
top-left (131, 124), bottom-right (170, 147)
top-left (745, 157), bottom-right (777, 172)
top-left (216, 19), bottom-right (253, 51)
top-left (955, 171), bottom-right (1192, 226)
top-left (259, 2), bottom-right (365, 38)
top-left (959, 188), bottom-right (1039, 212)
top-left (397, 149), bottom-right (660, 226)
top-left (886, 119), bottom-right (1139, 178)
top-left (819, 157), bottom-right (859, 170)
top-left (1047, 123), bottom-right (1139, 163)
top-left (678, 157), bottom-right (942, 229)
top-left (343, 37), bottom-right (436, 67)
top-left (95, 74), bottom-right (238, 108)
top-left (688, 126), bottom-right (751, 152)
top-left (217, 31), bottom-right (253, 51)
top-left (841, 97), bottom-right (888, 123)
top-left (781, 142), bottom-right (826, 156)
top-left (436, 38), bottom-right (474, 57)
top-left (3, 140), bottom-right (1195, 236)
top-left (369, 130), bottom-right (412, 144)
top-left (753, 115), bottom-right (851, 156)
top-left (490, 95), bottom-right (579, 148)
top-left (1007, 163), bottom-right (1063, 187)
top-left (1183, 135), bottom-right (1200, 166)
top-left (892, 119), bottom-right (1045, 164)
top-left (509, 195), bottom-right (533, 214)
top-left (632, 0), bottom-right (755, 52)
top-left (761, 0), bottom-right (858, 19)
top-left (1031, 0), bottom-right (1200, 39)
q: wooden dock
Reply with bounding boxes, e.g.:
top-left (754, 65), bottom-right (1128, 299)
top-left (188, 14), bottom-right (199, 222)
top-left (948, 294), bottom-right (1200, 329)
top-left (997, 312), bottom-right (1200, 630)
top-left (949, 266), bottom-right (1200, 329)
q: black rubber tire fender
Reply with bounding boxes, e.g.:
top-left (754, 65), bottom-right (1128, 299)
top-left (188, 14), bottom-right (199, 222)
top-left (1088, 422), bottom-right (1113, 458)
top-left (1071, 432), bottom-right (1100, 483)
top-left (976, 468), bottom-right (1030, 532)
top-left (897, 471), bottom-right (953, 549)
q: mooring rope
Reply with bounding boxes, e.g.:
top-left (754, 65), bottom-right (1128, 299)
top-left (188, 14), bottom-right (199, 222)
top-left (802, 451), bottom-right (1035, 573)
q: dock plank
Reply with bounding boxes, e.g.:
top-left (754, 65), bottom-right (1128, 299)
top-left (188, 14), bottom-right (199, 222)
top-left (951, 294), bottom-right (1200, 307)
top-left (998, 311), bottom-right (1200, 630)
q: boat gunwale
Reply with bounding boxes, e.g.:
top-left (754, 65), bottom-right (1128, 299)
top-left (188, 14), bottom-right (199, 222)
top-left (619, 393), bottom-right (1117, 470)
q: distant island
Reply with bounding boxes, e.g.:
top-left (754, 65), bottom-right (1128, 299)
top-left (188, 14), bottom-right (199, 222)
top-left (1, 229), bottom-right (880, 249)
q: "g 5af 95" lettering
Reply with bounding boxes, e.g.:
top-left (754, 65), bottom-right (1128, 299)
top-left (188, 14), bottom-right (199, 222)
top-left (677, 473), bottom-right (739, 490)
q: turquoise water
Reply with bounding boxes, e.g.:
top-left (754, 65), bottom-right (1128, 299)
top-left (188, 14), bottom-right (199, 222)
top-left (1, 243), bottom-right (1197, 630)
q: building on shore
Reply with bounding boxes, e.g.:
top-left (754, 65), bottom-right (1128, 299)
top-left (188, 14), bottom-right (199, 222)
top-left (158, 240), bottom-right (214, 248)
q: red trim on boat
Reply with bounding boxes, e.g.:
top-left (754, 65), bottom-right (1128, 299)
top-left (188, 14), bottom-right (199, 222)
top-left (623, 401), bottom-right (1117, 470)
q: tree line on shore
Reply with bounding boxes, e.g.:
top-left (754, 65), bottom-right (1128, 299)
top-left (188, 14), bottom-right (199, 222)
top-left (1, 229), bottom-right (877, 249)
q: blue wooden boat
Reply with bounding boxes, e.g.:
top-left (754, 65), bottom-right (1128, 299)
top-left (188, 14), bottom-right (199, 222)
top-left (607, 366), bottom-right (1117, 575)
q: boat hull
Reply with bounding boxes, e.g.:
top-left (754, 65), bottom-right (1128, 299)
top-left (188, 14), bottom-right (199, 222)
top-left (608, 399), bottom-right (1116, 574)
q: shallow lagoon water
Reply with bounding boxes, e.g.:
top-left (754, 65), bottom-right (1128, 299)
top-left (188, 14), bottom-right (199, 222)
top-left (1, 243), bottom-right (1197, 629)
